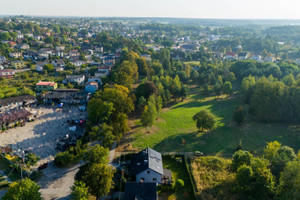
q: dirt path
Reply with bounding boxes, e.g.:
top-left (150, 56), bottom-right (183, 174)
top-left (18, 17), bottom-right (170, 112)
top-left (38, 161), bottom-right (83, 200)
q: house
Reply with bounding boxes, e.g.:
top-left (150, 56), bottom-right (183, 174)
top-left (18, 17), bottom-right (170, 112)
top-left (0, 55), bottom-right (7, 63)
top-left (88, 77), bottom-right (102, 85)
top-left (55, 45), bottom-right (65, 51)
top-left (17, 34), bottom-right (24, 39)
top-left (94, 71), bottom-right (108, 77)
top-left (11, 61), bottom-right (25, 69)
top-left (95, 46), bottom-right (103, 53)
top-left (98, 66), bottom-right (110, 75)
top-left (43, 89), bottom-right (89, 104)
top-left (63, 75), bottom-right (85, 85)
top-left (238, 52), bottom-right (248, 60)
top-left (0, 110), bottom-right (31, 128)
top-left (9, 52), bottom-right (22, 58)
top-left (0, 95), bottom-right (36, 112)
top-left (130, 148), bottom-right (164, 184)
top-left (252, 55), bottom-right (262, 61)
top-left (264, 57), bottom-right (275, 62)
top-left (69, 50), bottom-right (80, 57)
top-left (70, 60), bottom-right (84, 67)
top-left (51, 60), bottom-right (65, 68)
top-left (15, 43), bottom-right (30, 50)
top-left (0, 69), bottom-right (15, 78)
top-left (225, 52), bottom-right (236, 59)
top-left (124, 182), bottom-right (158, 200)
top-left (140, 54), bottom-right (151, 61)
top-left (35, 63), bottom-right (45, 72)
top-left (24, 51), bottom-right (39, 61)
top-left (36, 81), bottom-right (58, 93)
top-left (85, 81), bottom-right (98, 94)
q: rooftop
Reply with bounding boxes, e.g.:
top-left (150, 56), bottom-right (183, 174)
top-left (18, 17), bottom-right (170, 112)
top-left (36, 81), bottom-right (56, 86)
top-left (130, 147), bottom-right (163, 176)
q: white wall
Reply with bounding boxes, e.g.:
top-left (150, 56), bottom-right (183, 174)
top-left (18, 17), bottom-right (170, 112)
top-left (136, 169), bottom-right (162, 184)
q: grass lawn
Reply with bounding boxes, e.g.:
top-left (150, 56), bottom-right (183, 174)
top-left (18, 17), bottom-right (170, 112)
top-left (123, 88), bottom-right (300, 157)
top-left (184, 61), bottom-right (200, 65)
top-left (160, 155), bottom-right (196, 200)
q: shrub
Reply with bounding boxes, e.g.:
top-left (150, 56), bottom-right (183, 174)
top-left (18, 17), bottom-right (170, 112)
top-left (233, 106), bottom-right (246, 125)
top-left (174, 179), bottom-right (184, 191)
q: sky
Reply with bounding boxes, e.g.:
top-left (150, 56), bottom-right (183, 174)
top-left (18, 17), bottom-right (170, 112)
top-left (1, 0), bottom-right (300, 19)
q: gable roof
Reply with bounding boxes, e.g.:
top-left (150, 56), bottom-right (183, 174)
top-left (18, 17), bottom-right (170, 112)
top-left (130, 147), bottom-right (163, 176)
top-left (36, 81), bottom-right (56, 86)
top-left (124, 182), bottom-right (157, 200)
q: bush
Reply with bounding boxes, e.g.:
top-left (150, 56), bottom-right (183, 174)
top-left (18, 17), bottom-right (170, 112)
top-left (233, 106), bottom-right (246, 125)
top-left (174, 179), bottom-right (184, 191)
top-left (54, 151), bottom-right (75, 167)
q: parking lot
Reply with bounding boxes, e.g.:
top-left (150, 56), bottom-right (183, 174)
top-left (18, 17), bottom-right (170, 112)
top-left (0, 105), bottom-right (86, 166)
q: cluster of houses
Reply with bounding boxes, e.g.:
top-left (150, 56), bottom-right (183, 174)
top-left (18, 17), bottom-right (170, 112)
top-left (0, 95), bottom-right (36, 129)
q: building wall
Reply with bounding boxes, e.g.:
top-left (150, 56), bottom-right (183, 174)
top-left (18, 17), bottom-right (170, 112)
top-left (136, 169), bottom-right (162, 184)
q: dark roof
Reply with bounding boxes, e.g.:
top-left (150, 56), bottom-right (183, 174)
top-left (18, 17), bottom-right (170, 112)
top-left (0, 95), bottom-right (35, 107)
top-left (43, 90), bottom-right (86, 100)
top-left (238, 52), bottom-right (248, 57)
top-left (124, 182), bottom-right (157, 200)
top-left (130, 148), bottom-right (163, 176)
top-left (0, 110), bottom-right (31, 125)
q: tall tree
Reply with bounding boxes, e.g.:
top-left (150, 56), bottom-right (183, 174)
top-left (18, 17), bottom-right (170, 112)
top-left (3, 178), bottom-right (42, 200)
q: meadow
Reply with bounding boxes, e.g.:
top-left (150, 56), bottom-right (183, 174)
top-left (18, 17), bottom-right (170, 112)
top-left (123, 87), bottom-right (300, 157)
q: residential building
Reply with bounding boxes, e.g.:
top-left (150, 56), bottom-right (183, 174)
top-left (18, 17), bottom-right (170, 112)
top-left (94, 71), bottom-right (108, 77)
top-left (238, 52), bottom-right (248, 60)
top-left (15, 43), bottom-right (30, 50)
top-left (11, 61), bottom-right (25, 69)
top-left (140, 54), bottom-right (151, 61)
top-left (98, 66), bottom-right (110, 75)
top-left (23, 51), bottom-right (39, 61)
top-left (0, 69), bottom-right (15, 78)
top-left (69, 50), bottom-right (80, 57)
top-left (43, 89), bottom-right (89, 104)
top-left (35, 63), bottom-right (44, 72)
top-left (9, 52), bottom-right (22, 58)
top-left (85, 81), bottom-right (98, 94)
top-left (36, 81), bottom-right (58, 93)
top-left (225, 52), bottom-right (236, 59)
top-left (252, 55), bottom-right (262, 61)
top-left (88, 77), bottom-right (102, 85)
top-left (55, 45), bottom-right (65, 51)
top-left (130, 148), bottom-right (164, 184)
top-left (0, 110), bottom-right (31, 129)
top-left (63, 75), bottom-right (85, 85)
top-left (124, 182), bottom-right (158, 200)
top-left (70, 60), bottom-right (84, 67)
top-left (0, 95), bottom-right (36, 112)
top-left (264, 57), bottom-right (275, 62)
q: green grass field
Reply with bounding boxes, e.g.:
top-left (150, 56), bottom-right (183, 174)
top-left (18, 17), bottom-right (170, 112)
top-left (130, 90), bottom-right (300, 157)
top-left (160, 155), bottom-right (196, 200)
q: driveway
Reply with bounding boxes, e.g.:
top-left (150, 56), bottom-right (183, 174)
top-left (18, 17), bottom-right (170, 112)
top-left (38, 161), bottom-right (83, 200)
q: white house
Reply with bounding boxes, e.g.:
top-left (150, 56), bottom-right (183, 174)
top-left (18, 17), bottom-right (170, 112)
top-left (9, 52), bottom-right (22, 58)
top-left (130, 148), bottom-right (165, 184)
top-left (252, 55), bottom-right (262, 61)
top-left (36, 63), bottom-right (44, 72)
top-left (63, 75), bottom-right (85, 85)
top-left (70, 60), bottom-right (84, 67)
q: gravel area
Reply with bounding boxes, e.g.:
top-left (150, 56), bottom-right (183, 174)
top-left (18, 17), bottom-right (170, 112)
top-left (0, 105), bottom-right (86, 165)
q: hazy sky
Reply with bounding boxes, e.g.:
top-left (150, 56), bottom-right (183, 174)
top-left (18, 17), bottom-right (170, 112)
top-left (1, 0), bottom-right (300, 19)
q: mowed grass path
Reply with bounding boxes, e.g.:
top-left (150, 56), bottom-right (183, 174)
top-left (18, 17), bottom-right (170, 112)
top-left (131, 92), bottom-right (300, 157)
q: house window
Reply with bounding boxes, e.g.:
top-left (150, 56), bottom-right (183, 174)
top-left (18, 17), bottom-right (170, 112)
top-left (153, 178), bottom-right (157, 182)
top-left (147, 171), bottom-right (150, 174)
